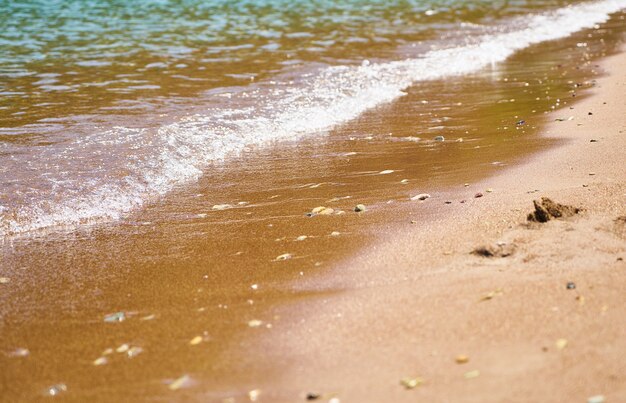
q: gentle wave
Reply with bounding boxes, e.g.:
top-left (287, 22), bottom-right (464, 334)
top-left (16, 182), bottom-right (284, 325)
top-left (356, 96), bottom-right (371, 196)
top-left (1, 0), bottom-right (625, 237)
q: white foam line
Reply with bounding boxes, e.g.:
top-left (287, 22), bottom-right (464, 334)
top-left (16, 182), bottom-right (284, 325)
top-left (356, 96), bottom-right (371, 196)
top-left (2, 0), bottom-right (625, 237)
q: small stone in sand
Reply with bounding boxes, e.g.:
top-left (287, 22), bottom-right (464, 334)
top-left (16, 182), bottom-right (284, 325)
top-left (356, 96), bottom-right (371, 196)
top-left (8, 348), bottom-right (29, 357)
top-left (474, 193), bottom-right (483, 198)
top-left (566, 282), bottom-right (576, 290)
top-left (275, 253), bottom-right (292, 261)
top-left (410, 193), bottom-right (430, 201)
top-left (330, 231), bottom-right (340, 237)
top-left (400, 377), bottom-right (423, 389)
top-left (212, 204), bottom-right (232, 210)
top-left (46, 384), bottom-right (67, 396)
top-left (455, 355), bottom-right (469, 364)
top-left (400, 179), bottom-right (409, 184)
top-left (127, 346), bottom-right (143, 358)
top-left (556, 338), bottom-right (568, 350)
top-left (248, 320), bottom-right (263, 328)
top-left (587, 395), bottom-right (605, 403)
top-left (379, 169), bottom-right (394, 175)
top-left (296, 235), bottom-right (308, 241)
top-left (306, 393), bottom-right (321, 400)
top-left (93, 357), bottom-right (108, 366)
top-left (354, 204), bottom-right (366, 212)
top-left (116, 344), bottom-right (130, 353)
top-left (0, 277), bottom-right (10, 284)
top-left (104, 312), bottom-right (126, 323)
top-left (434, 136), bottom-right (445, 141)
top-left (189, 336), bottom-right (203, 345)
top-left (168, 375), bottom-right (190, 391)
top-left (248, 389), bottom-right (261, 401)
top-left (590, 139), bottom-right (598, 142)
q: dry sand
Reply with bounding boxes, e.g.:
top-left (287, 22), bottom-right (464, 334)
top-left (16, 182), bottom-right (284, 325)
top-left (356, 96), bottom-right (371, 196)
top-left (240, 50), bottom-right (626, 402)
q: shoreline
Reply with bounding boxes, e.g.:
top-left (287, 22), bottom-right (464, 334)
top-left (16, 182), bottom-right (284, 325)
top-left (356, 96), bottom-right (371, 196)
top-left (2, 16), bottom-right (625, 403)
top-left (240, 49), bottom-right (626, 401)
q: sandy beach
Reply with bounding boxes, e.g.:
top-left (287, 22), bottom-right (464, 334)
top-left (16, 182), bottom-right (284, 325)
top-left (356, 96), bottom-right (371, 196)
top-left (1, 5), bottom-right (626, 403)
top-left (235, 50), bottom-right (626, 402)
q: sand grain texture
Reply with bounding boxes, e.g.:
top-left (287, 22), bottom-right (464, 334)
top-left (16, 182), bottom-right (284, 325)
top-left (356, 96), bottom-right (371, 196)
top-left (246, 50), bottom-right (626, 403)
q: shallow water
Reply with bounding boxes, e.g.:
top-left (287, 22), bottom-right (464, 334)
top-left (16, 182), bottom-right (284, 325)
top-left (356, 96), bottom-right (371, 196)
top-left (2, 0), bottom-right (625, 236)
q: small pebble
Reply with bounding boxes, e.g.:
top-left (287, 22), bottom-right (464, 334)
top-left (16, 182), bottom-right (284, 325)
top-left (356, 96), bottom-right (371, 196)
top-left (566, 282), bottom-right (576, 290)
top-left (93, 357), bottom-right (108, 366)
top-left (275, 253), bottom-right (292, 261)
top-left (127, 346), bottom-right (143, 358)
top-left (410, 193), bottom-right (430, 201)
top-left (104, 312), bottom-right (126, 323)
top-left (168, 375), bottom-right (190, 391)
top-left (434, 136), bottom-right (445, 141)
top-left (248, 389), bottom-right (261, 401)
top-left (379, 169), bottom-right (394, 175)
top-left (116, 344), bottom-right (129, 353)
top-left (248, 320), bottom-right (263, 328)
top-left (46, 384), bottom-right (67, 396)
top-left (0, 277), bottom-right (10, 284)
top-left (296, 235), bottom-right (308, 241)
top-left (330, 231), bottom-right (340, 237)
top-left (8, 348), bottom-right (29, 357)
top-left (306, 393), bottom-right (321, 400)
top-left (400, 377), bottom-right (423, 389)
top-left (587, 395), bottom-right (605, 403)
top-left (556, 338), bottom-right (568, 350)
top-left (455, 355), bottom-right (469, 364)
top-left (474, 193), bottom-right (483, 198)
top-left (189, 336), bottom-right (203, 346)
top-left (212, 204), bottom-right (232, 210)
top-left (354, 204), bottom-right (366, 212)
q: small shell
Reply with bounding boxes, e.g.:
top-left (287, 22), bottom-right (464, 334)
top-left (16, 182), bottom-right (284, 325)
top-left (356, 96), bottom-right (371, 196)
top-left (275, 253), bottom-right (292, 261)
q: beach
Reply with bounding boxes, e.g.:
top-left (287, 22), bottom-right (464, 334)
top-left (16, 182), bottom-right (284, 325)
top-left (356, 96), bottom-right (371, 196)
top-left (237, 49), bottom-right (626, 403)
top-left (1, 2), bottom-right (625, 402)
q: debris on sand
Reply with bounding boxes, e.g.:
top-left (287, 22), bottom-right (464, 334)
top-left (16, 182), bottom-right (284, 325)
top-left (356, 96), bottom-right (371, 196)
top-left (275, 253), bottom-right (292, 261)
top-left (400, 377), bottom-right (424, 389)
top-left (472, 243), bottom-right (515, 258)
top-left (168, 375), bottom-right (191, 391)
top-left (306, 392), bottom-right (321, 400)
top-left (527, 198), bottom-right (581, 223)
top-left (354, 204), bottom-right (367, 212)
top-left (566, 282), bottom-right (576, 290)
top-left (46, 384), bottom-right (67, 396)
top-left (104, 312), bottom-right (126, 323)
top-left (410, 193), bottom-right (431, 201)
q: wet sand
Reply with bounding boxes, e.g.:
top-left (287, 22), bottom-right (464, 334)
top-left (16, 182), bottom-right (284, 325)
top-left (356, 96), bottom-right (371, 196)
top-left (242, 51), bottom-right (626, 402)
top-left (1, 16), bottom-right (626, 403)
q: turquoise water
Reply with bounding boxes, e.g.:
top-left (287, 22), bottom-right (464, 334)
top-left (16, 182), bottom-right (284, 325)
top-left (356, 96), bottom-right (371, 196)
top-left (1, 0), bottom-right (625, 237)
top-left (1, 0), bottom-right (575, 126)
